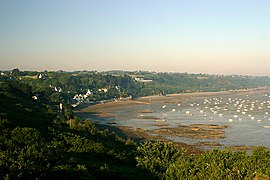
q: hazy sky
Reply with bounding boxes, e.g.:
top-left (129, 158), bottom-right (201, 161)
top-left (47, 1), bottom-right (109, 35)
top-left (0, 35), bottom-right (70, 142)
top-left (0, 0), bottom-right (269, 75)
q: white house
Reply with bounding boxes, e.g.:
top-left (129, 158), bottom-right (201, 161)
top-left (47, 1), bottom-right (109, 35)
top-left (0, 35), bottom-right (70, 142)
top-left (98, 88), bottom-right (108, 93)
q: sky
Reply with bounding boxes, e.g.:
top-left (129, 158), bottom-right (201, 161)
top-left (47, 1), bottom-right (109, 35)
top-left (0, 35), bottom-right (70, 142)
top-left (0, 0), bottom-right (269, 75)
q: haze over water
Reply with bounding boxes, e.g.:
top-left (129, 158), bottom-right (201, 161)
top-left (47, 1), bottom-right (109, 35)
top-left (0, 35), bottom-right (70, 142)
top-left (0, 1), bottom-right (270, 75)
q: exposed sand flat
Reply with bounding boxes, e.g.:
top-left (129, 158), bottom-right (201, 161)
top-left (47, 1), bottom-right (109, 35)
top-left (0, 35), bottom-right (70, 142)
top-left (152, 124), bottom-right (227, 139)
top-left (190, 124), bottom-right (229, 129)
top-left (74, 100), bottom-right (151, 119)
top-left (113, 126), bottom-right (204, 155)
top-left (138, 116), bottom-right (162, 120)
top-left (138, 109), bottom-right (154, 113)
top-left (74, 100), bottom-right (149, 114)
top-left (138, 89), bottom-right (270, 102)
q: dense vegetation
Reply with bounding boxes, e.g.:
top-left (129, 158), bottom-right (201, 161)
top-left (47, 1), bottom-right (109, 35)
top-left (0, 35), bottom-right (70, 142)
top-left (0, 80), bottom-right (148, 179)
top-left (2, 69), bottom-right (270, 104)
top-left (142, 72), bottom-right (270, 93)
top-left (1, 70), bottom-right (270, 179)
top-left (136, 142), bottom-right (270, 179)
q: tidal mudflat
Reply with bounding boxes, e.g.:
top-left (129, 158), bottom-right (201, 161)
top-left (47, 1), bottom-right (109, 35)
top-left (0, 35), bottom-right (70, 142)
top-left (75, 89), bottom-right (270, 151)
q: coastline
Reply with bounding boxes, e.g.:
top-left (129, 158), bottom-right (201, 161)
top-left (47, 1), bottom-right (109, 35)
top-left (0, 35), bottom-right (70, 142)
top-left (137, 88), bottom-right (270, 102)
top-left (75, 88), bottom-right (270, 112)
top-left (74, 89), bottom-right (270, 153)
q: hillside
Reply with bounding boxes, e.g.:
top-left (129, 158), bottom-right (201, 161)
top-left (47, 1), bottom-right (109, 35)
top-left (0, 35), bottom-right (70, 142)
top-left (1, 76), bottom-right (270, 179)
top-left (3, 69), bottom-right (270, 104)
top-left (0, 80), bottom-right (149, 179)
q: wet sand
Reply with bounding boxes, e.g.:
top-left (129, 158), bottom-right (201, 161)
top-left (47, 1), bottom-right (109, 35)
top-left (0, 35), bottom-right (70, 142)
top-left (74, 100), bottom-right (149, 118)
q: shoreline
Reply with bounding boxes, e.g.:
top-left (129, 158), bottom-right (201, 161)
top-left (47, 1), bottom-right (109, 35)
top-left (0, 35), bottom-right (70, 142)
top-left (94, 123), bottom-right (266, 154)
top-left (138, 88), bottom-right (270, 101)
top-left (75, 88), bottom-right (270, 112)
top-left (74, 99), bottom-right (149, 112)
top-left (95, 123), bottom-right (204, 154)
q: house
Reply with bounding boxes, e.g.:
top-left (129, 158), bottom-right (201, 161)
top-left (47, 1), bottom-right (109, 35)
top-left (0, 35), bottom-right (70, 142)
top-left (134, 77), bottom-right (153, 83)
top-left (73, 94), bottom-right (82, 101)
top-left (85, 89), bottom-right (92, 96)
top-left (37, 73), bottom-right (48, 79)
top-left (54, 87), bottom-right (63, 92)
top-left (32, 96), bottom-right (38, 100)
top-left (98, 88), bottom-right (108, 93)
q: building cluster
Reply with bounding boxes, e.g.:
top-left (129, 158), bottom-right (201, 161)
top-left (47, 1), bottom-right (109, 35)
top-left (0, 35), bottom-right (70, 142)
top-left (134, 77), bottom-right (153, 83)
top-left (73, 89), bottom-right (92, 102)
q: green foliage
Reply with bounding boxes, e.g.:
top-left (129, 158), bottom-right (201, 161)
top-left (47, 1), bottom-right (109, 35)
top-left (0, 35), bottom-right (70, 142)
top-left (136, 141), bottom-right (184, 178)
top-left (0, 80), bottom-right (54, 134)
top-left (0, 125), bottom-right (59, 179)
top-left (2, 72), bottom-right (270, 179)
top-left (165, 148), bottom-right (270, 179)
top-left (0, 80), bottom-right (143, 179)
top-left (136, 142), bottom-right (270, 179)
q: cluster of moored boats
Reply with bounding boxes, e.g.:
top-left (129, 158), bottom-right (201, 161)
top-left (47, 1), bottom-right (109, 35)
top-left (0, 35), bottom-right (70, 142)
top-left (160, 93), bottom-right (270, 126)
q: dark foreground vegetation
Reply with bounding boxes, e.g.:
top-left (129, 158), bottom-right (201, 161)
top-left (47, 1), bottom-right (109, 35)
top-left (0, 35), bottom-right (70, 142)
top-left (1, 70), bottom-right (270, 179)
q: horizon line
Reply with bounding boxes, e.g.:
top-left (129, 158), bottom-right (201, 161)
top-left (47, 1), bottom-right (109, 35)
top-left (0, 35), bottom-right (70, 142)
top-left (1, 68), bottom-right (270, 77)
